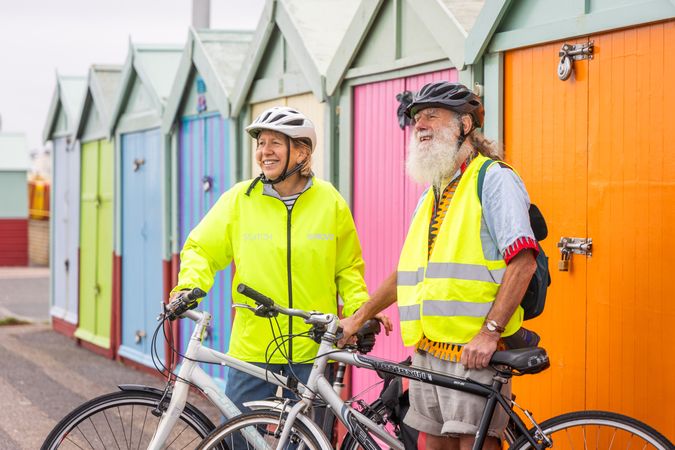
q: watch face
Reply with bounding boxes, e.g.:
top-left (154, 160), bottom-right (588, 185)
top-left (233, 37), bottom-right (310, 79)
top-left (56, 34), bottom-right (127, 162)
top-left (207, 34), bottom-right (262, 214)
top-left (487, 322), bottom-right (496, 332)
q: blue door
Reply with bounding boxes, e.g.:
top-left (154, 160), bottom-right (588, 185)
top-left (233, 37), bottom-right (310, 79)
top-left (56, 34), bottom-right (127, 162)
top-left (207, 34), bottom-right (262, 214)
top-left (119, 128), bottom-right (164, 366)
top-left (179, 114), bottom-right (231, 382)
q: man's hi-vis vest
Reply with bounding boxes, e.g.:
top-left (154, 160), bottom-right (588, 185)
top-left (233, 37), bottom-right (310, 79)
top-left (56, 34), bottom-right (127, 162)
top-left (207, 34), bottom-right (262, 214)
top-left (397, 154), bottom-right (523, 346)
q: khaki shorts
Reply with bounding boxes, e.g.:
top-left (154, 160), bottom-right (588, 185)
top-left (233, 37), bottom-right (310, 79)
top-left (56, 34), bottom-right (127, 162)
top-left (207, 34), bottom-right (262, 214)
top-left (403, 350), bottom-right (511, 438)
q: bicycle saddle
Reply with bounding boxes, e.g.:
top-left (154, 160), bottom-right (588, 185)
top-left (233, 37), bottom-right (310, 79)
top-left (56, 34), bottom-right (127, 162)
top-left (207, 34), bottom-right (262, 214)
top-left (491, 347), bottom-right (550, 375)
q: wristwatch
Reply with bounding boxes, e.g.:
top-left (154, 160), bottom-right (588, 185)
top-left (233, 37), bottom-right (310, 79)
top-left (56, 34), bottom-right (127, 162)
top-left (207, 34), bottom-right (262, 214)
top-left (485, 319), bottom-right (505, 334)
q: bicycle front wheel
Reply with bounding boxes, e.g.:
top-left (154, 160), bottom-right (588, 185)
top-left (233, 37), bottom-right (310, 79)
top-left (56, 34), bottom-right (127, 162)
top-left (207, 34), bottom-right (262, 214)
top-left (511, 410), bottom-right (673, 449)
top-left (197, 409), bottom-right (325, 450)
top-left (41, 389), bottom-right (215, 450)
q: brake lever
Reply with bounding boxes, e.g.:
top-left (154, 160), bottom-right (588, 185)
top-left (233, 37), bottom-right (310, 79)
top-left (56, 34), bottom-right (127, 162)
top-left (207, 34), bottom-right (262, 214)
top-left (232, 303), bottom-right (257, 312)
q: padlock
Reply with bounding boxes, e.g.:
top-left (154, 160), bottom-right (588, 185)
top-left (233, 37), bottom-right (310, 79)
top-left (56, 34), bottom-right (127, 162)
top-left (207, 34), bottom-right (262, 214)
top-left (558, 250), bottom-right (571, 272)
top-left (558, 258), bottom-right (570, 271)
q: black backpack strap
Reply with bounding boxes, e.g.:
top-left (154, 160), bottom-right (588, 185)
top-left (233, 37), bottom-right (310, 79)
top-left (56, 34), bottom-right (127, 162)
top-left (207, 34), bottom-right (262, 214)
top-left (477, 159), bottom-right (497, 204)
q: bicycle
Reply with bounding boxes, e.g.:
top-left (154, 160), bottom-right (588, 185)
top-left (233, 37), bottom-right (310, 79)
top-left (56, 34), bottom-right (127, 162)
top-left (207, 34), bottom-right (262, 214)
top-left (197, 284), bottom-right (675, 450)
top-left (41, 288), bottom-right (386, 450)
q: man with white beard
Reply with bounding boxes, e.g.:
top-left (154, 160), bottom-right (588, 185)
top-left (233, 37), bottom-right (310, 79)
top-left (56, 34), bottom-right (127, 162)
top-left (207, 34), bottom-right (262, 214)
top-left (340, 81), bottom-right (538, 449)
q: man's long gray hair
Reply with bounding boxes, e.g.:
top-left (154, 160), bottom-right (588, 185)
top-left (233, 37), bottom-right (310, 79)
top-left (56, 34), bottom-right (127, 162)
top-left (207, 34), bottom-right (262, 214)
top-left (468, 128), bottom-right (503, 160)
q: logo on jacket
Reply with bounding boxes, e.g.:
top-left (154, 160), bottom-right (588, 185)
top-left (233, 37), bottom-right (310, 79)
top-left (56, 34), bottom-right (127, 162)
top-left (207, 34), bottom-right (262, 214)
top-left (307, 233), bottom-right (335, 240)
top-left (243, 233), bottom-right (273, 241)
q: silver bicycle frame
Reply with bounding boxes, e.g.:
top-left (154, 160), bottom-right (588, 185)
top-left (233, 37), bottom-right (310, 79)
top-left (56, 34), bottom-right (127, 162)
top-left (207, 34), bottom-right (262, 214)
top-left (147, 309), bottom-right (331, 450)
top-left (266, 313), bottom-right (405, 450)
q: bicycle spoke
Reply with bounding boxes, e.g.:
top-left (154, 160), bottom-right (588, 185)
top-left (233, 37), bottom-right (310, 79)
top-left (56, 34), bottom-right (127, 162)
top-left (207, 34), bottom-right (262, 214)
top-left (102, 409), bottom-right (123, 450)
top-left (129, 405), bottom-right (134, 449)
top-left (177, 434), bottom-right (200, 450)
top-left (115, 406), bottom-right (130, 449)
top-left (165, 422), bottom-right (190, 448)
top-left (136, 408), bottom-right (149, 450)
top-left (63, 433), bottom-right (89, 450)
top-left (87, 416), bottom-right (105, 449)
top-left (609, 426), bottom-right (617, 450)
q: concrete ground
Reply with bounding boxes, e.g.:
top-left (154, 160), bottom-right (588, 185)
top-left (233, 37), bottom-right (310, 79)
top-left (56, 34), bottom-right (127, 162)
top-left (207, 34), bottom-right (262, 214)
top-left (0, 267), bottom-right (219, 450)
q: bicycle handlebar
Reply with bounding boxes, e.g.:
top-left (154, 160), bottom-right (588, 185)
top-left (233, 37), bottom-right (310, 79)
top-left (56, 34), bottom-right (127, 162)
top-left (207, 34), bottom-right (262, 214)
top-left (237, 283), bottom-right (314, 321)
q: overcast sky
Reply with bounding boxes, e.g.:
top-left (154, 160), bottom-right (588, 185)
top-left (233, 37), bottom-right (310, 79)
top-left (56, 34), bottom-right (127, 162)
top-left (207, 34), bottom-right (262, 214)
top-left (0, 0), bottom-right (265, 152)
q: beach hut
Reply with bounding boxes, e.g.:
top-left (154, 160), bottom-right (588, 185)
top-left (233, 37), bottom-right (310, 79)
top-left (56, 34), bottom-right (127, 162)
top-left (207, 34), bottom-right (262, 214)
top-left (465, 0), bottom-right (675, 439)
top-left (109, 43), bottom-right (182, 368)
top-left (331, 0), bottom-right (484, 401)
top-left (0, 133), bottom-right (29, 266)
top-left (162, 28), bottom-right (253, 382)
top-left (43, 75), bottom-right (87, 335)
top-left (230, 0), bottom-right (362, 182)
top-left (72, 64), bottom-right (122, 357)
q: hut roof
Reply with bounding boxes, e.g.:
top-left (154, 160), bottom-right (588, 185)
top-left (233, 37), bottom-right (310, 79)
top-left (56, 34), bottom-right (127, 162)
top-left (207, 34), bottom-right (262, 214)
top-left (108, 42), bottom-right (183, 134)
top-left (75, 65), bottom-right (123, 140)
top-left (230, 0), bottom-right (362, 114)
top-left (324, 0), bottom-right (485, 94)
top-left (42, 75), bottom-right (87, 143)
top-left (0, 133), bottom-right (29, 171)
top-left (162, 28), bottom-right (253, 132)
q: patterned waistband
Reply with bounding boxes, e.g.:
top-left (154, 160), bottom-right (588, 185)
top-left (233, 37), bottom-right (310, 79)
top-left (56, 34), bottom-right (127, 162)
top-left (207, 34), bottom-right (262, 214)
top-left (416, 336), bottom-right (464, 362)
top-left (416, 336), bottom-right (507, 362)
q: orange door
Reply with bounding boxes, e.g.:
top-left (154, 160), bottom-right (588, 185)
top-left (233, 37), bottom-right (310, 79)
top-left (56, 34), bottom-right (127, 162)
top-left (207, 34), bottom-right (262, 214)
top-left (504, 38), bottom-right (589, 419)
top-left (505, 20), bottom-right (675, 441)
top-left (586, 21), bottom-right (675, 437)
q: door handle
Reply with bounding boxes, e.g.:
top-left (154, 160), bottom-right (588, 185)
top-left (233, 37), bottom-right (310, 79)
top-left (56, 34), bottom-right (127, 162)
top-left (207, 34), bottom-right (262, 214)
top-left (133, 158), bottom-right (145, 172)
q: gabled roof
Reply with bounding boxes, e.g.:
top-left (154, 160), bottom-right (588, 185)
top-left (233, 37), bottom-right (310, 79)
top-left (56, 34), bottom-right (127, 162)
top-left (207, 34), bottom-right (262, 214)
top-left (464, 0), bottom-right (675, 65)
top-left (108, 41), bottom-right (183, 135)
top-left (0, 133), bottom-right (30, 171)
top-left (42, 74), bottom-right (87, 143)
top-left (230, 0), bottom-right (362, 115)
top-left (75, 64), bottom-right (123, 140)
top-left (162, 28), bottom-right (254, 133)
top-left (325, 0), bottom-right (485, 94)
top-left (464, 0), bottom-right (512, 65)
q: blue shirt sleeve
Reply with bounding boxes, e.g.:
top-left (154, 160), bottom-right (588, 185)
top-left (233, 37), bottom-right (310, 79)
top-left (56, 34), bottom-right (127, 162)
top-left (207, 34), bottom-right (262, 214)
top-left (481, 164), bottom-right (535, 257)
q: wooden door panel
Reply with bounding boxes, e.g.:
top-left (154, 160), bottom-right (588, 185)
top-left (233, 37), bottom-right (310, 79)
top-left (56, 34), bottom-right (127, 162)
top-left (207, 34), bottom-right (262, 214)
top-left (505, 39), bottom-right (589, 418)
top-left (77, 141), bottom-right (100, 342)
top-left (587, 21), bottom-right (675, 440)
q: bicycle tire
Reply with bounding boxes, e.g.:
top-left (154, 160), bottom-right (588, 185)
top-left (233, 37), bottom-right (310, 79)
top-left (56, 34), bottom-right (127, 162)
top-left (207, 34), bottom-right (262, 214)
top-left (510, 410), bottom-right (674, 449)
top-left (41, 389), bottom-right (215, 450)
top-left (197, 409), bottom-right (324, 450)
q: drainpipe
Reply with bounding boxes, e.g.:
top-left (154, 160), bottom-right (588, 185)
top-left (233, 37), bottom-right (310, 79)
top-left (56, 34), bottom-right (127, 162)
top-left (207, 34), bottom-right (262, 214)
top-left (192, 0), bottom-right (210, 29)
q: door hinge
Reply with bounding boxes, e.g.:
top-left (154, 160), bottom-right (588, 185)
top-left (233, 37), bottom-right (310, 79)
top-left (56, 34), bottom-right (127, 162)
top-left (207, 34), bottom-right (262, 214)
top-left (558, 41), bottom-right (594, 81)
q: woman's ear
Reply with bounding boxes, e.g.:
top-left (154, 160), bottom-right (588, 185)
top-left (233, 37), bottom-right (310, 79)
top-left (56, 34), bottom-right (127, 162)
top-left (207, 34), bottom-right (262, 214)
top-left (296, 149), bottom-right (308, 164)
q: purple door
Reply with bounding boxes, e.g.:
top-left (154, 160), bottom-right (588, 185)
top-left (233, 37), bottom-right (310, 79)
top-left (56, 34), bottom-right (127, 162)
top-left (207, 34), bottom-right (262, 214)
top-left (351, 69), bottom-right (457, 402)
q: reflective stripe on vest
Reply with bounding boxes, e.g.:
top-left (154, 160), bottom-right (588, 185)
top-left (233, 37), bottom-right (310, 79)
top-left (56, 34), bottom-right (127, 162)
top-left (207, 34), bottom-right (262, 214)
top-left (396, 154), bottom-right (523, 346)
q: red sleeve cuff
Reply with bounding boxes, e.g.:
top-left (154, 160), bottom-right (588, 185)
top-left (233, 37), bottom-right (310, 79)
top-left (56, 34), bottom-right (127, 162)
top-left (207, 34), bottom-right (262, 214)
top-left (504, 237), bottom-right (539, 264)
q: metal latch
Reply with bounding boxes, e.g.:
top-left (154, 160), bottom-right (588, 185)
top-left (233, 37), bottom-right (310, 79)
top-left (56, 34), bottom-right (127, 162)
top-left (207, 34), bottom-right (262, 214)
top-left (135, 330), bottom-right (146, 344)
top-left (558, 41), bottom-right (594, 81)
top-left (133, 158), bottom-right (145, 172)
top-left (557, 237), bottom-right (593, 271)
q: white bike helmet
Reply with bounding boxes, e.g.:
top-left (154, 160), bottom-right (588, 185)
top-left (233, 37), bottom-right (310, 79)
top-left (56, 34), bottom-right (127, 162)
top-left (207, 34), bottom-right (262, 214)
top-left (245, 106), bottom-right (316, 151)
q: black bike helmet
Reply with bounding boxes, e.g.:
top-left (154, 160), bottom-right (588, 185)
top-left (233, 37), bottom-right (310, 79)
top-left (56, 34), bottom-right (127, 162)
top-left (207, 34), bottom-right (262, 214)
top-left (404, 81), bottom-right (484, 129)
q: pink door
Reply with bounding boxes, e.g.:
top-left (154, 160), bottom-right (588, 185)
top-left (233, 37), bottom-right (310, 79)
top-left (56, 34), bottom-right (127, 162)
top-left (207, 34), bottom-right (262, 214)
top-left (351, 68), bottom-right (457, 402)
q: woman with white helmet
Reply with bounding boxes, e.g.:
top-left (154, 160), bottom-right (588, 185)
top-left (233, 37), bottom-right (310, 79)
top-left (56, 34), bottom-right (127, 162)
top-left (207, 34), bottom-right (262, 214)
top-left (169, 106), bottom-right (391, 420)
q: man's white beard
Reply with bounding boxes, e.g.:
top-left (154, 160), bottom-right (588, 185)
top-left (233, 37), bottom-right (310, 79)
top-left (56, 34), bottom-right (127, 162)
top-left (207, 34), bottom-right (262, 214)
top-left (406, 127), bottom-right (461, 187)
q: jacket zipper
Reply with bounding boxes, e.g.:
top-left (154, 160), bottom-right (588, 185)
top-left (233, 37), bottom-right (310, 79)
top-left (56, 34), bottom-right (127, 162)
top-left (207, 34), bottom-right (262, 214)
top-left (286, 206), bottom-right (293, 361)
top-left (263, 186), bottom-right (310, 362)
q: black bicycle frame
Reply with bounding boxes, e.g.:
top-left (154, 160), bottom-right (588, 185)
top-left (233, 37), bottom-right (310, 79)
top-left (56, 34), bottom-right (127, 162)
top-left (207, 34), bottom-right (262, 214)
top-left (353, 354), bottom-right (544, 450)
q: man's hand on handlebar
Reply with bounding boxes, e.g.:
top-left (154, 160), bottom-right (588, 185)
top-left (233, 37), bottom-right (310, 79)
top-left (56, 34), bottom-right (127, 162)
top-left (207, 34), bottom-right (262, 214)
top-left (338, 311), bottom-right (393, 348)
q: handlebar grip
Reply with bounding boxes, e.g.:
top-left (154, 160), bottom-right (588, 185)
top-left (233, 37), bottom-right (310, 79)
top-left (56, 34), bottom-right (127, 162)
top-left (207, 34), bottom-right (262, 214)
top-left (187, 287), bottom-right (207, 301)
top-left (237, 284), bottom-right (275, 308)
top-left (356, 319), bottom-right (382, 337)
